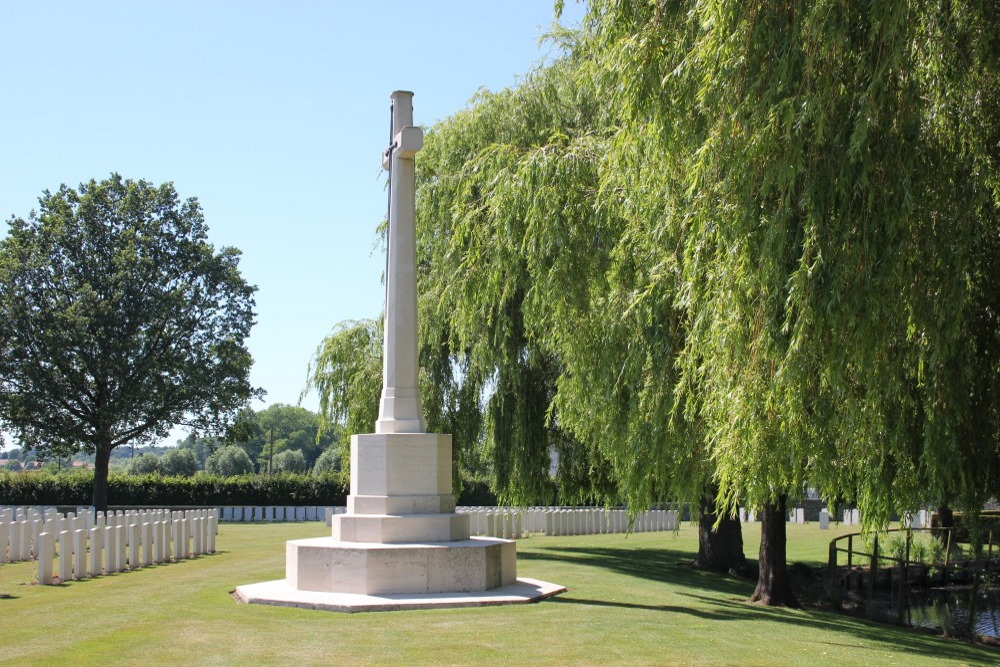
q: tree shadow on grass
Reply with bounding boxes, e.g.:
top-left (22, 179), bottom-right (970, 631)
top-left (522, 545), bottom-right (999, 662)
top-left (677, 592), bottom-right (998, 662)
top-left (546, 595), bottom-right (749, 620)
top-left (519, 544), bottom-right (752, 597)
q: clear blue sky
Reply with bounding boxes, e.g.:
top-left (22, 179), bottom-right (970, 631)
top-left (0, 1), bottom-right (587, 447)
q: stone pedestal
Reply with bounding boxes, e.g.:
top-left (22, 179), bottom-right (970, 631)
top-left (332, 433), bottom-right (470, 541)
top-left (345, 433), bottom-right (459, 518)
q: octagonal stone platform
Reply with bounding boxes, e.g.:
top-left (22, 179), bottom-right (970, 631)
top-left (234, 534), bottom-right (566, 612)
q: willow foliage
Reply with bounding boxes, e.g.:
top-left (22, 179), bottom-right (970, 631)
top-left (312, 0), bottom-right (997, 526)
top-left (584, 0), bottom-right (1000, 526)
top-left (416, 59), bottom-right (608, 505)
top-left (415, 44), bottom-right (709, 508)
top-left (305, 318), bottom-right (382, 449)
top-left (305, 317), bottom-right (488, 489)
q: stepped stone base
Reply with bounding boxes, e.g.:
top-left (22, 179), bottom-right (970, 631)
top-left (235, 430), bottom-right (566, 612)
top-left (285, 536), bottom-right (515, 595)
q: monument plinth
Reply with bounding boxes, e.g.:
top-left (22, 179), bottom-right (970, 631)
top-left (236, 91), bottom-right (564, 612)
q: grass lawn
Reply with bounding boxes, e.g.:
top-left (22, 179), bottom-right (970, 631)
top-left (1, 521), bottom-right (996, 665)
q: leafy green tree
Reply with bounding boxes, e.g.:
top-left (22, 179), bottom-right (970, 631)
top-left (176, 434), bottom-right (219, 471)
top-left (0, 175), bottom-right (260, 511)
top-left (159, 448), bottom-right (197, 477)
top-left (272, 448), bottom-right (306, 474)
top-left (127, 453), bottom-right (162, 475)
top-left (581, 0), bottom-right (999, 604)
top-left (205, 445), bottom-right (253, 477)
top-left (307, 320), bottom-right (383, 441)
top-left (310, 1), bottom-right (998, 610)
top-left (312, 447), bottom-right (341, 476)
top-left (413, 56), bottom-right (625, 506)
top-left (227, 403), bottom-right (334, 472)
top-left (312, 33), bottom-right (722, 542)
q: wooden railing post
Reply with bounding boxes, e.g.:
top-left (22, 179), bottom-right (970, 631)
top-left (828, 539), bottom-right (841, 607)
top-left (866, 535), bottom-right (879, 611)
top-left (988, 530), bottom-right (993, 571)
top-left (943, 529), bottom-right (952, 584)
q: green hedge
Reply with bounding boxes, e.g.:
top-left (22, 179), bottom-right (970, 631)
top-left (0, 471), bottom-right (94, 506)
top-left (0, 471), bottom-right (347, 507)
top-left (0, 471), bottom-right (498, 507)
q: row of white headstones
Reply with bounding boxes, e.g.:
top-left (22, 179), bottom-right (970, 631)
top-left (221, 506), bottom-right (337, 522)
top-left (0, 507), bottom-right (217, 584)
top-left (743, 507), bottom-right (932, 529)
top-left (4, 503), bottom-right (918, 578)
top-left (456, 507), bottom-right (682, 539)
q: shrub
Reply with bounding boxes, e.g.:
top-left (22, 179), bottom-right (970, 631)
top-left (159, 448), bottom-right (197, 477)
top-left (272, 449), bottom-right (307, 474)
top-left (910, 539), bottom-right (930, 564)
top-left (930, 539), bottom-right (946, 564)
top-left (205, 445), bottom-right (253, 477)
top-left (312, 447), bottom-right (342, 476)
top-left (458, 479), bottom-right (497, 506)
top-left (884, 534), bottom-right (907, 566)
top-left (127, 453), bottom-right (162, 475)
top-left (0, 469), bottom-right (93, 505)
top-left (0, 470), bottom-right (347, 506)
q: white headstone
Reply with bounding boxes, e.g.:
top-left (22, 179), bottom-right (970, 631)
top-left (172, 519), bottom-right (183, 560)
top-left (89, 526), bottom-right (103, 576)
top-left (58, 530), bottom-right (72, 582)
top-left (142, 523), bottom-right (154, 565)
top-left (128, 524), bottom-right (141, 569)
top-left (37, 531), bottom-right (54, 584)
top-left (73, 529), bottom-right (87, 579)
top-left (0, 522), bottom-right (8, 563)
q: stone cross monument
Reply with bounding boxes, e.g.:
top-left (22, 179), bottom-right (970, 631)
top-left (333, 91), bottom-right (467, 543)
top-left (377, 90), bottom-right (425, 436)
top-left (236, 91), bottom-right (564, 612)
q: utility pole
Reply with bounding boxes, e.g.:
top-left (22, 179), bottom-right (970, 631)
top-left (268, 428), bottom-right (274, 475)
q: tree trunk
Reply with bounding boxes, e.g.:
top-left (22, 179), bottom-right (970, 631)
top-left (935, 504), bottom-right (954, 542)
top-left (749, 495), bottom-right (799, 607)
top-left (92, 444), bottom-right (112, 513)
top-left (693, 493), bottom-right (746, 572)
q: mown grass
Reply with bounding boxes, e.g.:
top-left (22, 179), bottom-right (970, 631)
top-left (0, 521), bottom-right (995, 665)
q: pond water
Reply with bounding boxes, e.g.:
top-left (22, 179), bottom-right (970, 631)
top-left (850, 584), bottom-right (1000, 638)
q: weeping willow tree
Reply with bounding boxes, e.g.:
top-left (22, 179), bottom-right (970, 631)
top-left (308, 0), bottom-right (997, 608)
top-left (311, 13), bottom-right (734, 564)
top-left (305, 315), bottom-right (489, 490)
top-left (415, 55), bottom-right (619, 505)
top-left (304, 319), bottom-right (382, 470)
top-left (583, 0), bottom-right (1000, 604)
top-left (415, 27), bottom-right (733, 563)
